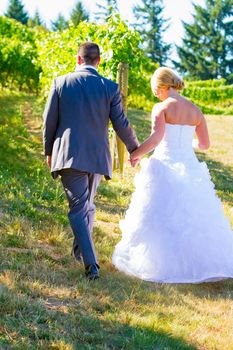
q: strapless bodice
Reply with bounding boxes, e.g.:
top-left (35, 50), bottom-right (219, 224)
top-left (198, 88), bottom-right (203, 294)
top-left (152, 124), bottom-right (196, 160)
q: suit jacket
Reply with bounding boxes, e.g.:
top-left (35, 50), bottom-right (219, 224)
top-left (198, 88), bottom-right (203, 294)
top-left (43, 67), bottom-right (139, 179)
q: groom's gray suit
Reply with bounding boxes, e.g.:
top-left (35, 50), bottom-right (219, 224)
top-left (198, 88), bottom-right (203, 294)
top-left (43, 66), bottom-right (139, 269)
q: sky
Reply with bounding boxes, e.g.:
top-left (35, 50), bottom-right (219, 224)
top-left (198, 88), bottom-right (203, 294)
top-left (0, 0), bottom-right (206, 60)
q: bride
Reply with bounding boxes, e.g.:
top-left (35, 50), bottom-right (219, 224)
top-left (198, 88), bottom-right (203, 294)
top-left (112, 67), bottom-right (233, 283)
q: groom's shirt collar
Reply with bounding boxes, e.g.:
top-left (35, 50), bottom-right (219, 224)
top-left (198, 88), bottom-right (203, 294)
top-left (75, 64), bottom-right (97, 72)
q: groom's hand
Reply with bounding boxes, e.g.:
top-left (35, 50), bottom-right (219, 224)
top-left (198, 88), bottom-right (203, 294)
top-left (128, 148), bottom-right (141, 167)
top-left (46, 155), bottom-right (52, 169)
top-left (128, 156), bottom-right (140, 168)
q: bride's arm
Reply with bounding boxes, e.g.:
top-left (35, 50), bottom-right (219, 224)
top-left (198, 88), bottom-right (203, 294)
top-left (195, 114), bottom-right (210, 150)
top-left (130, 105), bottom-right (165, 160)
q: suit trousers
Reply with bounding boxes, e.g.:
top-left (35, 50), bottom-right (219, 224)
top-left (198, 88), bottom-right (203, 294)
top-left (59, 168), bottom-right (102, 268)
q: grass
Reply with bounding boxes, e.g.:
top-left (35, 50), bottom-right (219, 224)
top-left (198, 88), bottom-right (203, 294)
top-left (0, 90), bottom-right (233, 350)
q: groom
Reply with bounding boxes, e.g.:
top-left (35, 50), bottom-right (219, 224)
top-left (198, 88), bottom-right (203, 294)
top-left (43, 42), bottom-right (139, 280)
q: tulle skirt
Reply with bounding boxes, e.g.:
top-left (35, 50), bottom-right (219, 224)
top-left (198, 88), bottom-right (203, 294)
top-left (112, 155), bottom-right (233, 283)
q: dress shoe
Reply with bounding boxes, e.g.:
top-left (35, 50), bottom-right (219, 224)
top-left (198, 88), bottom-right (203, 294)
top-left (71, 248), bottom-right (83, 264)
top-left (85, 264), bottom-right (99, 280)
top-left (75, 254), bottom-right (83, 263)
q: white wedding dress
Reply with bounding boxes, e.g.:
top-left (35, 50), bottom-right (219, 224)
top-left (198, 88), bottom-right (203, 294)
top-left (112, 124), bottom-right (233, 283)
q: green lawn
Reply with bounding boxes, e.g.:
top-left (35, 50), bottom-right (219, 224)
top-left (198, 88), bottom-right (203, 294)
top-left (0, 91), bottom-right (233, 350)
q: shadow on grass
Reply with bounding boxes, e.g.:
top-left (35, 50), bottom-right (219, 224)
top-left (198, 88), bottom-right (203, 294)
top-left (3, 229), bottom-right (232, 305)
top-left (1, 229), bottom-right (233, 348)
top-left (2, 249), bottom-right (232, 349)
top-left (0, 281), bottom-right (199, 350)
top-left (96, 200), bottom-right (127, 216)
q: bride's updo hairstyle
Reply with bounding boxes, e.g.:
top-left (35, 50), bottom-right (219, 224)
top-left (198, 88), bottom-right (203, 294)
top-left (151, 67), bottom-right (184, 95)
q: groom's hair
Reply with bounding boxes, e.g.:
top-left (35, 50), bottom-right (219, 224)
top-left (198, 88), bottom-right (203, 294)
top-left (78, 42), bottom-right (100, 65)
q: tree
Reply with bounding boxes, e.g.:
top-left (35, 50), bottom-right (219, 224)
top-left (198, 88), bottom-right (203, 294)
top-left (37, 15), bottom-right (153, 99)
top-left (176, 0), bottom-right (233, 80)
top-left (95, 0), bottom-right (119, 22)
top-left (28, 9), bottom-right (44, 28)
top-left (51, 13), bottom-right (69, 31)
top-left (133, 0), bottom-right (171, 66)
top-left (70, 1), bottom-right (89, 26)
top-left (33, 9), bottom-right (43, 26)
top-left (5, 0), bottom-right (29, 25)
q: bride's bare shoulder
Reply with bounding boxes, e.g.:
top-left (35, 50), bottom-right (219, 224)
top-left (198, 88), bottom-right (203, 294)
top-left (152, 99), bottom-right (178, 116)
top-left (181, 96), bottom-right (203, 117)
top-left (152, 102), bottom-right (167, 113)
top-left (151, 103), bottom-right (167, 125)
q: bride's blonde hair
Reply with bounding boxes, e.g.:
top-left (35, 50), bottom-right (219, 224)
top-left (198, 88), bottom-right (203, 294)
top-left (151, 67), bottom-right (184, 95)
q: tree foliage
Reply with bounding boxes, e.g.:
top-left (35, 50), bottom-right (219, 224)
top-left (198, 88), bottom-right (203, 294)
top-left (95, 0), bottom-right (119, 22)
top-left (70, 1), bottom-right (89, 26)
top-left (51, 13), bottom-right (69, 31)
top-left (32, 9), bottom-right (43, 27)
top-left (5, 0), bottom-right (29, 25)
top-left (1, 10), bottom-right (231, 116)
top-left (0, 16), bottom-right (40, 90)
top-left (133, 0), bottom-right (171, 65)
top-left (36, 15), bottom-right (155, 98)
top-left (27, 9), bottom-right (46, 30)
top-left (176, 0), bottom-right (233, 80)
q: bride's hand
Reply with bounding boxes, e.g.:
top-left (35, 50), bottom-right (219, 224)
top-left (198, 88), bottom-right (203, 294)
top-left (130, 158), bottom-right (140, 167)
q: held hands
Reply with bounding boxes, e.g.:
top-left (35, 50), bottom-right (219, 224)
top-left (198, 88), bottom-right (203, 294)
top-left (129, 157), bottom-right (140, 167)
top-left (128, 150), bottom-right (141, 168)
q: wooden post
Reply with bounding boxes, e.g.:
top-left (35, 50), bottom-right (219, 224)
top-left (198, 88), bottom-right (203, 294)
top-left (113, 62), bottom-right (129, 174)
